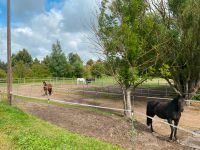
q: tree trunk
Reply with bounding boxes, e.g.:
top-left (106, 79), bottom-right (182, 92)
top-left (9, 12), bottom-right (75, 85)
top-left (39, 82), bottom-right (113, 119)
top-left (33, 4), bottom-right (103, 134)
top-left (126, 88), bottom-right (132, 119)
top-left (122, 88), bottom-right (127, 116)
top-left (131, 94), bottom-right (135, 115)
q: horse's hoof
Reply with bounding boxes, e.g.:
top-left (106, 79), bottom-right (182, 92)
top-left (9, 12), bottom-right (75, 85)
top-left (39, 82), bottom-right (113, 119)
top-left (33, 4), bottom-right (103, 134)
top-left (167, 139), bottom-right (173, 142)
top-left (169, 137), bottom-right (173, 141)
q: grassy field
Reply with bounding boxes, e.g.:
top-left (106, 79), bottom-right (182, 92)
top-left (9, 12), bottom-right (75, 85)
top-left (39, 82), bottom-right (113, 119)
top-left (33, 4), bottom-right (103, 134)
top-left (0, 101), bottom-right (123, 150)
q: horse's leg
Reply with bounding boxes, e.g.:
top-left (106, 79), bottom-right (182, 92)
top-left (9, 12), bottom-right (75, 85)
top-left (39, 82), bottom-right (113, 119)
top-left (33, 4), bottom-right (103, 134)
top-left (150, 122), bottom-right (154, 133)
top-left (49, 88), bottom-right (52, 95)
top-left (174, 119), bottom-right (179, 140)
top-left (44, 89), bottom-right (47, 95)
top-left (146, 104), bottom-right (155, 132)
top-left (48, 89), bottom-right (50, 95)
top-left (167, 119), bottom-right (173, 140)
top-left (147, 115), bottom-right (155, 132)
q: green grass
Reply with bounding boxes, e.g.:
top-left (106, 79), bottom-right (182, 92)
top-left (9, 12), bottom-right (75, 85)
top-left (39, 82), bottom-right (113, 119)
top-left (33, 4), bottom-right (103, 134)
top-left (0, 101), bottom-right (123, 150)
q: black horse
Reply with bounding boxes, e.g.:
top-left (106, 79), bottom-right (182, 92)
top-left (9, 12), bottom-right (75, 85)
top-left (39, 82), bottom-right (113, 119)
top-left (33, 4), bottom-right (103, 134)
top-left (86, 78), bottom-right (95, 85)
top-left (146, 95), bottom-right (185, 140)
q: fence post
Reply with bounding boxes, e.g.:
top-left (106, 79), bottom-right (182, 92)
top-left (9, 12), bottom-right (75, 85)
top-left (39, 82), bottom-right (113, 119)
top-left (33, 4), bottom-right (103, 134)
top-left (17, 78), bottom-right (19, 95)
top-left (83, 84), bottom-right (85, 96)
top-left (62, 77), bottom-right (64, 87)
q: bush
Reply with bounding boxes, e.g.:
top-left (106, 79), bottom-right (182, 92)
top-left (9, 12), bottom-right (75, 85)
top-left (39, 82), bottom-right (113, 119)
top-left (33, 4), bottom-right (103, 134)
top-left (192, 91), bottom-right (200, 101)
top-left (0, 69), bottom-right (6, 78)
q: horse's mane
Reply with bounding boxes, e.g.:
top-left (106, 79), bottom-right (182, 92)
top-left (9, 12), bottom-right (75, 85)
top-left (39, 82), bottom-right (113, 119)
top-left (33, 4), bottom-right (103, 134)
top-left (171, 95), bottom-right (181, 102)
top-left (170, 95), bottom-right (184, 112)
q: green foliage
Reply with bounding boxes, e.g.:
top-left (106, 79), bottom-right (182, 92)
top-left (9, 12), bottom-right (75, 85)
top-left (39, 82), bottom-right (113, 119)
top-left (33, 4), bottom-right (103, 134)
top-left (86, 59), bottom-right (94, 66)
top-left (68, 53), bottom-right (84, 78)
top-left (33, 58), bottom-right (40, 64)
top-left (91, 62), bottom-right (104, 78)
top-left (0, 102), bottom-right (122, 150)
top-left (0, 69), bottom-right (6, 78)
top-left (192, 91), bottom-right (200, 101)
top-left (153, 0), bottom-right (200, 95)
top-left (84, 65), bottom-right (92, 78)
top-left (0, 60), bottom-right (6, 71)
top-left (49, 41), bottom-right (69, 77)
top-left (97, 0), bottom-right (157, 88)
top-left (159, 64), bottom-right (171, 78)
top-left (12, 49), bottom-right (33, 67)
top-left (31, 63), bottom-right (51, 78)
top-left (42, 55), bottom-right (51, 67)
top-left (13, 61), bottom-right (32, 78)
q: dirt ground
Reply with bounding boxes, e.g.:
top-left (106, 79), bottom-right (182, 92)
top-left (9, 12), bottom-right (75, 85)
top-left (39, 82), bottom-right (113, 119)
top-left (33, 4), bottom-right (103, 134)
top-left (2, 84), bottom-right (200, 149)
top-left (16, 100), bottom-right (192, 150)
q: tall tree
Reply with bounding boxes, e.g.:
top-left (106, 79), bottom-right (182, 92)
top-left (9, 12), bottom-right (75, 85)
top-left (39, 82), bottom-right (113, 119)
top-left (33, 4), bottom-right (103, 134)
top-left (49, 41), bottom-right (68, 77)
top-left (68, 53), bottom-right (84, 78)
top-left (94, 0), bottom-right (158, 118)
top-left (148, 0), bottom-right (200, 98)
top-left (12, 49), bottom-right (32, 66)
top-left (42, 55), bottom-right (51, 67)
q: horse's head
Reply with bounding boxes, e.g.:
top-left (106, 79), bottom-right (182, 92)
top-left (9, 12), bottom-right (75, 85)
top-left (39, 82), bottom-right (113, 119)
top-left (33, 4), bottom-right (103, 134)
top-left (177, 95), bottom-right (185, 112)
top-left (43, 81), bottom-right (47, 86)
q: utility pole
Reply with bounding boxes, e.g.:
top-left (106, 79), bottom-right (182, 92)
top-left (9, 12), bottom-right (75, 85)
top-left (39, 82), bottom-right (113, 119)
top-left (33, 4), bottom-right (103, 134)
top-left (7, 0), bottom-right (12, 105)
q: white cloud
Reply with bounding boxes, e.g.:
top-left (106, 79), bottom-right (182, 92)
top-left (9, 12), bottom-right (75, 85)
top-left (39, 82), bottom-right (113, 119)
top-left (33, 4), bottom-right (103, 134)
top-left (0, 0), bottom-right (100, 62)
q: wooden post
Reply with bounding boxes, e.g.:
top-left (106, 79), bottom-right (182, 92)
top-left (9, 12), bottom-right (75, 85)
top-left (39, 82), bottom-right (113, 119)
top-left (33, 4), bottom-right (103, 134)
top-left (7, 0), bottom-right (12, 105)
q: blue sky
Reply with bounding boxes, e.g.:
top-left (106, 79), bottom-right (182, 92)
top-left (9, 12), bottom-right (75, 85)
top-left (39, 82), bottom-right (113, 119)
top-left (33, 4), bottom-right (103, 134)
top-left (0, 0), bottom-right (99, 62)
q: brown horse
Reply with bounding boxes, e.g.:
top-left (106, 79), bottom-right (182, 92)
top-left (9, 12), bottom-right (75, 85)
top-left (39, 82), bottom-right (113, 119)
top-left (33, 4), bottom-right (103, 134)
top-left (43, 81), bottom-right (52, 96)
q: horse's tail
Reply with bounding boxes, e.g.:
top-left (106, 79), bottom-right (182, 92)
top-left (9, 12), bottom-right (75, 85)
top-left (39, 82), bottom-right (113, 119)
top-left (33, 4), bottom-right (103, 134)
top-left (146, 101), bottom-right (159, 126)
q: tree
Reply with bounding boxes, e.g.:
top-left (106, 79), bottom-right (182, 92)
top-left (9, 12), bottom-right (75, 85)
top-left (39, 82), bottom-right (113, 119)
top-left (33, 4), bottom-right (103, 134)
top-left (13, 61), bottom-right (32, 78)
top-left (12, 49), bottom-right (32, 66)
top-left (94, 0), bottom-right (158, 118)
top-left (148, 0), bottom-right (200, 98)
top-left (49, 41), bottom-right (68, 77)
top-left (31, 63), bottom-right (51, 78)
top-left (68, 53), bottom-right (84, 78)
top-left (42, 55), bottom-right (51, 67)
top-left (33, 58), bottom-right (40, 64)
top-left (0, 60), bottom-right (7, 71)
top-left (91, 61), bottom-right (104, 78)
top-left (86, 59), bottom-right (94, 66)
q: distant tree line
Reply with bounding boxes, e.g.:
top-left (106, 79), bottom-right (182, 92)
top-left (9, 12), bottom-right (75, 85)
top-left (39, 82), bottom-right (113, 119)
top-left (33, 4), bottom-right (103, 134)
top-left (0, 41), bottom-right (107, 79)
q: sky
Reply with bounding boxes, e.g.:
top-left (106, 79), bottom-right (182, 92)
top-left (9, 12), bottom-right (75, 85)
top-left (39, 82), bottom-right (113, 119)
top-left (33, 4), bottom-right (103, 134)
top-left (0, 0), bottom-right (100, 63)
